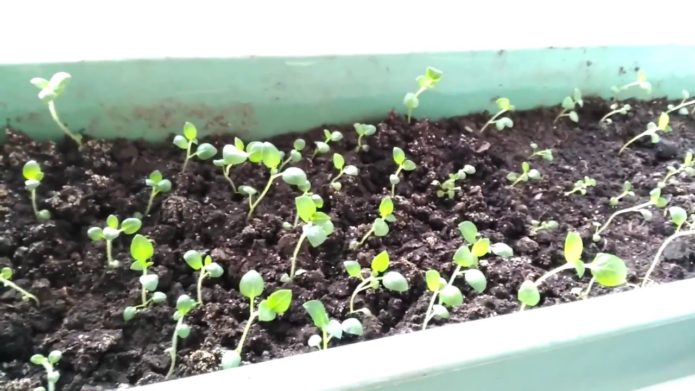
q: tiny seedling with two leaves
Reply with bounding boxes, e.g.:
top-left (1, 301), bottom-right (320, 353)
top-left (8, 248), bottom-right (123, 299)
top-left (183, 250), bottom-right (224, 304)
top-left (619, 112), bottom-right (671, 154)
top-left (390, 147), bottom-right (417, 197)
top-left (144, 170), bottom-right (172, 216)
top-left (221, 270), bottom-right (292, 369)
top-left (529, 219), bottom-right (559, 236)
top-left (303, 299), bottom-right (363, 350)
top-left (593, 187), bottom-right (669, 242)
top-left (165, 294), bottom-right (197, 379)
top-left (657, 151), bottom-right (694, 189)
top-left (431, 165), bottom-right (476, 200)
top-left (642, 206), bottom-right (695, 287)
top-left (564, 176), bottom-right (597, 196)
top-left (344, 250), bottom-right (409, 314)
top-left (479, 97), bottom-right (515, 133)
top-left (213, 137), bottom-right (249, 192)
top-left (173, 122), bottom-right (218, 172)
top-left (30, 72), bottom-right (82, 148)
top-left (611, 70), bottom-right (652, 97)
top-left (30, 350), bottom-right (62, 391)
top-left (600, 103), bottom-right (632, 125)
top-left (528, 143), bottom-right (553, 162)
top-left (518, 231), bottom-right (627, 308)
top-left (403, 66), bottom-right (443, 123)
top-left (123, 234), bottom-right (166, 322)
top-left (666, 89), bottom-right (695, 116)
top-left (88, 215), bottom-right (142, 268)
top-left (0, 266), bottom-right (39, 304)
top-left (23, 160), bottom-right (51, 222)
top-left (279, 138), bottom-right (307, 170)
top-left (353, 123), bottom-right (377, 152)
top-left (554, 88), bottom-right (583, 123)
top-left (350, 196), bottom-right (395, 249)
top-left (283, 194), bottom-right (334, 281)
top-left (313, 129), bottom-right (344, 158)
top-left (609, 181), bottom-right (636, 206)
top-left (507, 162), bottom-right (541, 187)
top-left (329, 153), bottom-right (359, 191)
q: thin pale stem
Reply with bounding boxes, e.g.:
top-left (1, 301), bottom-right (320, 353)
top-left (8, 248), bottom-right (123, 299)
top-left (349, 278), bottom-right (373, 313)
top-left (144, 188), bottom-right (157, 216)
top-left (322, 328), bottom-right (329, 350)
top-left (0, 277), bottom-right (39, 304)
top-left (519, 263), bottom-right (575, 311)
top-left (510, 173), bottom-right (527, 187)
top-left (355, 135), bottom-right (364, 152)
top-left (666, 99), bottom-right (695, 114)
top-left (106, 239), bottom-right (114, 268)
top-left (181, 143), bottom-right (193, 173)
top-left (247, 173), bottom-right (280, 221)
top-left (235, 297), bottom-right (257, 355)
top-left (196, 270), bottom-right (208, 304)
top-left (390, 167), bottom-right (403, 197)
top-left (554, 109), bottom-right (568, 124)
top-left (48, 100), bottom-right (82, 147)
top-left (329, 169), bottom-right (344, 186)
top-left (223, 166), bottom-right (237, 193)
top-left (166, 317), bottom-right (183, 379)
top-left (43, 363), bottom-right (57, 391)
top-left (580, 277), bottom-right (596, 300)
top-left (663, 167), bottom-right (684, 186)
top-left (422, 289), bottom-right (440, 330)
top-left (479, 109), bottom-right (506, 133)
top-left (594, 201), bottom-right (652, 239)
top-left (357, 226), bottom-right (375, 247)
top-left (30, 189), bottom-right (40, 220)
top-left (279, 155), bottom-right (293, 170)
top-left (447, 265), bottom-right (462, 286)
top-left (599, 109), bottom-right (624, 124)
top-left (641, 229), bottom-right (695, 287)
top-left (289, 233), bottom-right (307, 279)
top-left (141, 269), bottom-right (148, 307)
top-left (619, 130), bottom-right (655, 155)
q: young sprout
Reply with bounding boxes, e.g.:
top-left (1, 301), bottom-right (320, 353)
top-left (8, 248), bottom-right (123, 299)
top-left (658, 151), bottom-right (694, 188)
top-left (87, 215), bottom-right (142, 268)
top-left (123, 235), bottom-right (166, 322)
top-left (564, 176), bottom-right (597, 196)
top-left (329, 153), bottom-right (359, 191)
top-left (354, 123), bottom-right (377, 152)
top-left (619, 112), bottom-right (671, 154)
top-left (528, 143), bottom-right (553, 161)
top-left (30, 72), bottom-right (82, 148)
top-left (283, 194), bottom-right (334, 281)
top-left (422, 221), bottom-right (513, 330)
top-left (183, 250), bottom-right (224, 304)
top-left (30, 350), bottom-right (62, 391)
top-left (144, 170), bottom-right (172, 216)
top-left (554, 88), bottom-right (583, 123)
top-left (641, 206), bottom-right (695, 287)
top-left (507, 162), bottom-right (541, 187)
top-left (403, 66), bottom-right (443, 124)
top-left (23, 160), bottom-right (51, 222)
top-left (479, 97), bottom-right (515, 133)
top-left (242, 141), bottom-right (310, 219)
top-left (593, 187), bottom-right (669, 242)
top-left (172, 122), bottom-right (218, 172)
top-left (351, 196), bottom-right (394, 249)
top-left (390, 147), bottom-right (417, 197)
top-left (279, 138), bottom-right (306, 170)
top-left (344, 250), bottom-right (409, 314)
top-left (529, 219), bottom-right (559, 236)
top-left (599, 103), bottom-right (632, 125)
top-left (611, 70), bottom-right (652, 97)
top-left (666, 89), bottom-right (695, 116)
top-left (432, 165), bottom-right (476, 199)
top-left (609, 181), bottom-right (635, 206)
top-left (0, 266), bottom-right (39, 304)
top-left (221, 270), bottom-right (292, 369)
top-left (165, 294), bottom-right (197, 379)
top-left (517, 232), bottom-right (627, 309)
top-left (213, 137), bottom-right (249, 192)
top-left (303, 299), bottom-right (363, 350)
top-left (313, 129), bottom-right (343, 158)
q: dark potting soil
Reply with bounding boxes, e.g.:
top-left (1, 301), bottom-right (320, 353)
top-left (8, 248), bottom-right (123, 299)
top-left (1, 99), bottom-right (694, 390)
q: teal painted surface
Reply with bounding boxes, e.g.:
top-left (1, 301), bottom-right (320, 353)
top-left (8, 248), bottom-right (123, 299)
top-left (1, 46), bottom-right (695, 142)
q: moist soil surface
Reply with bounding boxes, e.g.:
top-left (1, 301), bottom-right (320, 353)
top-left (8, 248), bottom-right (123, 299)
top-left (2, 99), bottom-right (695, 390)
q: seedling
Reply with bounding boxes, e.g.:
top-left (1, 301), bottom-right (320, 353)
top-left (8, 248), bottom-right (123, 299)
top-left (354, 123), bottom-right (377, 152)
top-left (517, 231), bottom-right (627, 309)
top-left (657, 151), bottom-right (694, 189)
top-left (611, 70), bottom-right (652, 97)
top-left (329, 153), bottom-right (359, 191)
top-left (507, 162), bottom-right (541, 186)
top-left (564, 176), bottom-right (596, 196)
top-left (183, 250), bottom-right (224, 304)
top-left (88, 215), bottom-right (142, 268)
top-left (479, 97), bottom-right (515, 133)
top-left (213, 138), bottom-right (249, 192)
top-left (344, 250), bottom-right (409, 314)
top-left (619, 112), bottom-right (671, 154)
top-left (286, 191), bottom-right (324, 229)
top-left (432, 165), bottom-right (476, 199)
top-left (390, 147), bottom-right (417, 196)
top-left (609, 181), bottom-right (635, 206)
top-left (0, 266), bottom-right (39, 304)
top-left (313, 129), bottom-right (343, 158)
top-left (528, 143), bottom-right (553, 161)
top-left (220, 270), bottom-right (292, 368)
top-left (242, 141), bottom-right (310, 219)
top-left (172, 122), bottom-right (218, 172)
top-left (529, 219), bottom-right (559, 236)
top-left (666, 89), bottom-right (695, 116)
top-left (283, 194), bottom-right (334, 281)
top-left (30, 72), bottom-right (82, 148)
top-left (30, 350), bottom-right (62, 391)
top-left (123, 234), bottom-right (166, 322)
top-left (303, 299), bottom-right (363, 350)
top-left (279, 138), bottom-right (306, 170)
top-left (165, 294), bottom-right (197, 379)
top-left (422, 221), bottom-right (513, 330)
top-left (599, 103), bottom-right (632, 125)
top-left (351, 196), bottom-right (394, 249)
top-left (554, 88), bottom-right (583, 123)
top-left (144, 170), bottom-right (172, 216)
top-left (642, 206), bottom-right (695, 287)
top-left (23, 160), bottom-right (51, 222)
top-left (403, 66), bottom-right (443, 123)
top-left (593, 187), bottom-right (668, 242)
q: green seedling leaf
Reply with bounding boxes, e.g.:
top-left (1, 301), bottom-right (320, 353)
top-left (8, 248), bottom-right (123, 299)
top-left (22, 160), bottom-right (44, 181)
top-left (379, 196), bottom-right (394, 218)
top-left (87, 227), bottom-right (104, 241)
top-left (221, 350), bottom-right (242, 369)
top-left (195, 143), bottom-right (218, 160)
top-left (221, 144), bottom-right (248, 165)
top-left (173, 135), bottom-right (188, 149)
top-left (30, 354), bottom-right (47, 365)
top-left (183, 250), bottom-right (203, 270)
top-left (491, 242), bottom-right (514, 258)
top-left (393, 147), bottom-right (405, 165)
top-left (564, 231), bottom-right (583, 265)
top-left (569, 111), bottom-right (579, 123)
top-left (354, 123), bottom-right (377, 136)
top-left (518, 280), bottom-right (540, 307)
top-left (658, 112), bottom-right (670, 130)
top-left (120, 218), bottom-right (142, 235)
top-left (589, 253), bottom-right (627, 287)
top-left (432, 304), bottom-right (450, 319)
top-left (1, 267), bottom-right (12, 280)
top-left (496, 97), bottom-right (512, 111)
top-left (176, 294), bottom-right (197, 315)
top-left (371, 250), bottom-right (390, 273)
top-left (176, 323), bottom-right (191, 338)
top-left (282, 167), bottom-right (308, 186)
top-left (123, 306), bottom-right (137, 321)
top-left (439, 284), bottom-right (463, 307)
top-left (464, 269), bottom-right (487, 293)
top-left (344, 165), bottom-right (359, 176)
top-left (344, 261), bottom-right (362, 278)
top-left (139, 274), bottom-right (159, 291)
top-left (373, 218), bottom-right (389, 236)
top-left (265, 289), bottom-right (292, 314)
top-left (130, 234), bottom-right (154, 263)
top-left (106, 214), bottom-right (119, 229)
top-left (327, 319), bottom-right (343, 339)
top-left (332, 153), bottom-right (345, 170)
top-left (453, 245), bottom-right (478, 267)
top-left (382, 271), bottom-right (409, 292)
top-left (575, 260), bottom-right (586, 279)
top-left (303, 300), bottom-right (330, 330)
top-left (669, 206), bottom-right (687, 227)
top-left (471, 238), bottom-right (490, 257)
top-left (403, 92), bottom-right (419, 109)
top-left (402, 160), bottom-right (417, 171)
top-left (295, 195), bottom-right (316, 223)
top-left (341, 318), bottom-right (364, 336)
top-left (425, 269), bottom-right (442, 292)
top-left (204, 262), bottom-right (224, 278)
top-left (314, 141), bottom-right (329, 154)
top-left (183, 122), bottom-right (197, 141)
top-left (152, 291), bottom-right (167, 304)
top-left (561, 96), bottom-right (575, 110)
top-left (239, 270), bottom-right (264, 299)
top-left (258, 300), bottom-right (277, 322)
top-left (458, 221), bottom-right (478, 244)
top-left (303, 224), bottom-right (328, 247)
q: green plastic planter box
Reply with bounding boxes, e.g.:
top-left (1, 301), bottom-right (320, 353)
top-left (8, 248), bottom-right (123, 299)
top-left (2, 46), bottom-right (695, 390)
